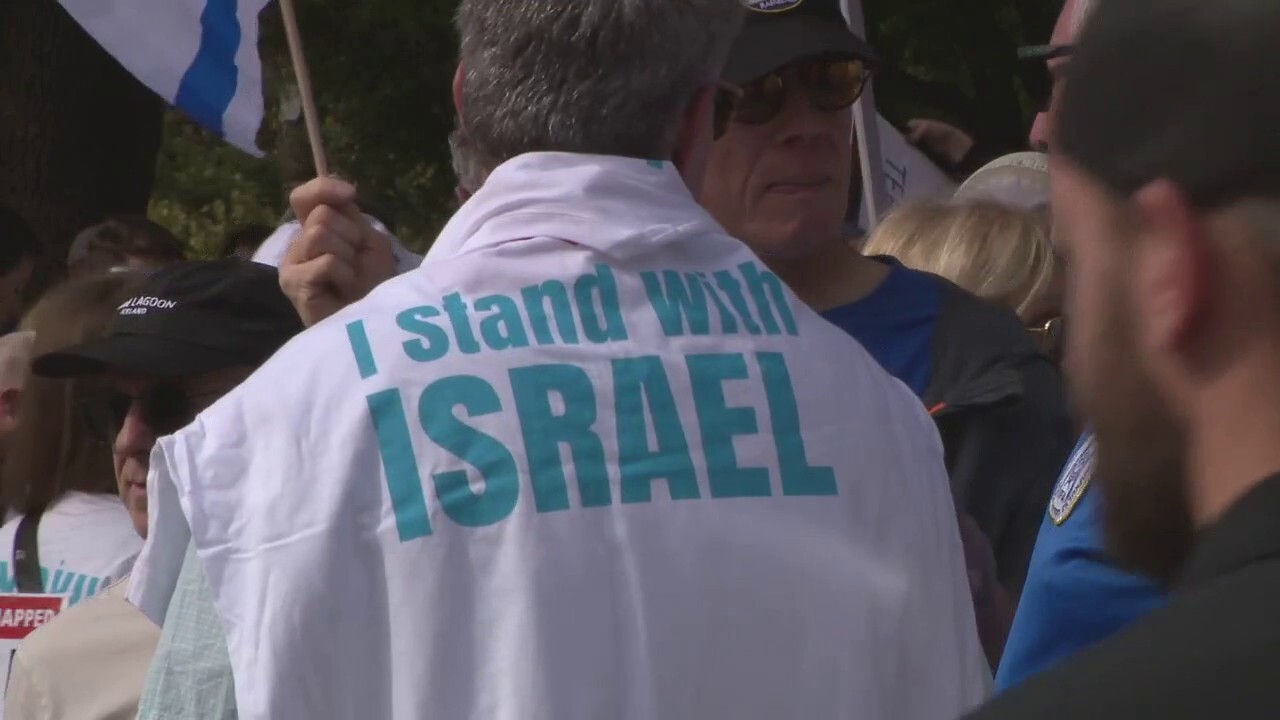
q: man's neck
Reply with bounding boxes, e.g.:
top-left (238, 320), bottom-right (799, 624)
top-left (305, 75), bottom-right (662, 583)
top-left (763, 241), bottom-right (889, 313)
top-left (1188, 347), bottom-right (1280, 527)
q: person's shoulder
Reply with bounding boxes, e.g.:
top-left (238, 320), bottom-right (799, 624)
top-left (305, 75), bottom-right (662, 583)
top-left (16, 579), bottom-right (153, 664)
top-left (49, 490), bottom-right (132, 517)
top-left (918, 273), bottom-right (1069, 422)
top-left (38, 493), bottom-right (141, 569)
top-left (924, 272), bottom-right (1038, 358)
top-left (797, 296), bottom-right (939, 434)
top-left (13, 579), bottom-right (159, 716)
top-left (968, 613), bottom-right (1158, 719)
top-left (46, 492), bottom-right (140, 541)
top-left (977, 574), bottom-right (1280, 720)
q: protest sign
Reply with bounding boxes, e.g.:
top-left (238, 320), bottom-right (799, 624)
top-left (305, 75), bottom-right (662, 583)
top-left (0, 593), bottom-right (65, 716)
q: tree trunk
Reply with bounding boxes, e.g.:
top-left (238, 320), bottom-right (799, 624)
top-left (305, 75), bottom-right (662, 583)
top-left (0, 0), bottom-right (164, 301)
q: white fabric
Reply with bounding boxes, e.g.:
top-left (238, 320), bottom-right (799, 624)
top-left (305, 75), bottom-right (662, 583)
top-left (0, 492), bottom-right (139, 607)
top-left (856, 115), bottom-right (958, 232)
top-left (56, 0), bottom-right (270, 154)
top-left (131, 152), bottom-right (989, 720)
top-left (251, 218), bottom-right (423, 275)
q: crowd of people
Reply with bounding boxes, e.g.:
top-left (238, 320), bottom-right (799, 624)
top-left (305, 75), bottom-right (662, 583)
top-left (0, 0), bottom-right (1277, 717)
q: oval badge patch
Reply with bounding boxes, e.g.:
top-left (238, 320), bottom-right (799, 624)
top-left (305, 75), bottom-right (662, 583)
top-left (744, 0), bottom-right (805, 13)
top-left (1049, 434), bottom-right (1096, 525)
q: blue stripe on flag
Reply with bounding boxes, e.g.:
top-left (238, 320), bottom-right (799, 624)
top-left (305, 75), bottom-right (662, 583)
top-left (174, 0), bottom-right (242, 137)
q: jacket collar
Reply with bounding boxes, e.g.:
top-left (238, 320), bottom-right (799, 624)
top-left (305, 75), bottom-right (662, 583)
top-left (1178, 472), bottom-right (1280, 590)
top-left (423, 152), bottom-right (724, 265)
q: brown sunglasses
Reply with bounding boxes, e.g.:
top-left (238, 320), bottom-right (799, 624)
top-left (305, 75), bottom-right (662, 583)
top-left (737, 57), bottom-right (871, 127)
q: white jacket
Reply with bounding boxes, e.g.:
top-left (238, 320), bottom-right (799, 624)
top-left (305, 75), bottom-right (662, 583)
top-left (132, 152), bottom-right (988, 720)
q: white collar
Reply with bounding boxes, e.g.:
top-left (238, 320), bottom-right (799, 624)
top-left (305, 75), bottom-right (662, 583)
top-left (423, 152), bottom-right (724, 265)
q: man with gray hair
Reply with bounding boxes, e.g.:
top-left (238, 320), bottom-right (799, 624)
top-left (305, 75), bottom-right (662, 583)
top-left (126, 0), bottom-right (988, 717)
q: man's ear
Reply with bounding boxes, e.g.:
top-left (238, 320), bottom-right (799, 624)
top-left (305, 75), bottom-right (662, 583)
top-left (453, 64), bottom-right (466, 122)
top-left (1131, 179), bottom-right (1210, 355)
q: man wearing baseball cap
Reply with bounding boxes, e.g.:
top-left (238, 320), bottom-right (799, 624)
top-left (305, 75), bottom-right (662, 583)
top-left (969, 0), bottom-right (1280, 716)
top-left (700, 0), bottom-right (1076, 656)
top-left (5, 259), bottom-right (302, 720)
top-left (994, 0), bottom-right (1168, 693)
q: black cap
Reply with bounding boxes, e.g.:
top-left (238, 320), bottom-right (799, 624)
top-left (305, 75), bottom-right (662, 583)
top-left (723, 0), bottom-right (880, 85)
top-left (1058, 0), bottom-right (1280, 208)
top-left (33, 259), bottom-right (303, 379)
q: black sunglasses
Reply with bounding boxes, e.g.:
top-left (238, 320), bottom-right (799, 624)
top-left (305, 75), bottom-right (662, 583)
top-left (80, 384), bottom-right (220, 441)
top-left (731, 57), bottom-right (872, 129)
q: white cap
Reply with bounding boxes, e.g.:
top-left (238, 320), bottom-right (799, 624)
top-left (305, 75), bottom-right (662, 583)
top-left (251, 216), bottom-right (424, 276)
top-left (954, 152), bottom-right (1050, 211)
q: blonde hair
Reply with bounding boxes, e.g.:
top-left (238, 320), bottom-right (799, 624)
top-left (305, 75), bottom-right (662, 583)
top-left (863, 199), bottom-right (1057, 319)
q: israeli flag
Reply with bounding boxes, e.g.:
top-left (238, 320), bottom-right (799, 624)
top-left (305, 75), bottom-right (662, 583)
top-left (57, 0), bottom-right (272, 155)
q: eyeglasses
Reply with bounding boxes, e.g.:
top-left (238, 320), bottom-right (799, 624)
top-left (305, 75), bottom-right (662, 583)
top-left (1026, 316), bottom-right (1065, 362)
top-left (713, 82), bottom-right (743, 140)
top-left (732, 57), bottom-right (872, 128)
top-left (80, 384), bottom-right (221, 441)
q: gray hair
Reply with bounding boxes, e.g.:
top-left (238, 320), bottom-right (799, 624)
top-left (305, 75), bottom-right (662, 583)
top-left (448, 130), bottom-right (487, 195)
top-left (456, 0), bottom-right (744, 175)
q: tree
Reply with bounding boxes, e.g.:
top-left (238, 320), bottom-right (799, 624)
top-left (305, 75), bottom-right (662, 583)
top-left (149, 0), bottom-right (1063, 257)
top-left (150, 0), bottom-right (461, 256)
top-left (866, 0), bottom-right (1061, 152)
top-left (0, 0), bottom-right (163, 298)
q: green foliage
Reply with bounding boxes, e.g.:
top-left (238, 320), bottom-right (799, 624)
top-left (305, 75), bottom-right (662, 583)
top-left (149, 0), bottom-right (1062, 257)
top-left (150, 0), bottom-right (460, 256)
top-left (149, 111), bottom-right (284, 259)
top-left (866, 0), bottom-right (1061, 150)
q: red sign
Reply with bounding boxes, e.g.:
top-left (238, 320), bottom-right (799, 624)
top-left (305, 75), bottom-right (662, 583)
top-left (0, 594), bottom-right (65, 641)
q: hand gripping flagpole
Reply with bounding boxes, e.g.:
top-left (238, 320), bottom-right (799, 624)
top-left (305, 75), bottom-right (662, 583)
top-left (278, 0), bottom-right (329, 176)
top-left (840, 0), bottom-right (889, 232)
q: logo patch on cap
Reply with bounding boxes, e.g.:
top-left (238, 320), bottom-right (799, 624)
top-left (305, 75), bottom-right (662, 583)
top-left (117, 296), bottom-right (178, 317)
top-left (1049, 434), bottom-right (1096, 525)
top-left (744, 0), bottom-right (804, 13)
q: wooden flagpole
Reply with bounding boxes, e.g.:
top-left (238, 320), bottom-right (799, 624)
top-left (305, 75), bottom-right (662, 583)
top-left (278, 0), bottom-right (328, 177)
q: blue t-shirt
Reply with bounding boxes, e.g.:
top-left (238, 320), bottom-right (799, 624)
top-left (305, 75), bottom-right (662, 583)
top-left (994, 432), bottom-right (1166, 691)
top-left (820, 259), bottom-right (940, 397)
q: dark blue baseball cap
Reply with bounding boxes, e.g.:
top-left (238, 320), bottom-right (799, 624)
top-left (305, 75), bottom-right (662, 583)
top-left (723, 0), bottom-right (880, 84)
top-left (33, 259), bottom-right (302, 379)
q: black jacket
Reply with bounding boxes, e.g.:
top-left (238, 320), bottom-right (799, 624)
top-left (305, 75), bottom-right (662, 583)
top-left (966, 472), bottom-right (1280, 719)
top-left (922, 281), bottom-right (1076, 596)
